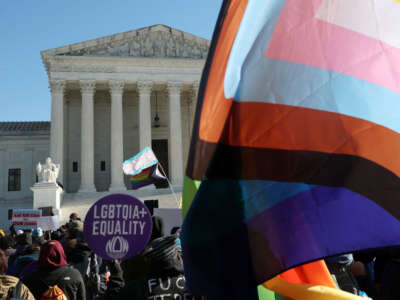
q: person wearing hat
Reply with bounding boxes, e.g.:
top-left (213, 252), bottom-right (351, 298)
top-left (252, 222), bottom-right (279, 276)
top-left (18, 228), bottom-right (48, 279)
top-left (63, 219), bottom-right (91, 280)
top-left (69, 213), bottom-right (81, 222)
top-left (7, 232), bottom-right (32, 270)
top-left (8, 228), bottom-right (45, 277)
top-left (22, 240), bottom-right (86, 300)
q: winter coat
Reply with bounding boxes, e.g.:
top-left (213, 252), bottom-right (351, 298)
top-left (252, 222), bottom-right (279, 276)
top-left (107, 236), bottom-right (200, 300)
top-left (97, 260), bottom-right (124, 300)
top-left (7, 244), bottom-right (30, 269)
top-left (7, 251), bottom-right (39, 277)
top-left (0, 275), bottom-right (35, 300)
top-left (22, 265), bottom-right (86, 300)
top-left (65, 240), bottom-right (91, 279)
top-left (19, 261), bottom-right (38, 279)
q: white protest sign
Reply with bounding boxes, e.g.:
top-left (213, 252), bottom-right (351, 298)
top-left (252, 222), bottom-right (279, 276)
top-left (37, 215), bottom-right (60, 231)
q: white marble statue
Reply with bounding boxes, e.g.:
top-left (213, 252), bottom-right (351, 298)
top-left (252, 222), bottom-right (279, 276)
top-left (36, 157), bottom-right (60, 183)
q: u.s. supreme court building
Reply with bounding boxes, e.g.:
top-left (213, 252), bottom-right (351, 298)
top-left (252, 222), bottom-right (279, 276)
top-left (0, 25), bottom-right (208, 226)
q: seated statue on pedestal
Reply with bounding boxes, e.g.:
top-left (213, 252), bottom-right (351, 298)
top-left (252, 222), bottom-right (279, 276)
top-left (36, 157), bottom-right (60, 184)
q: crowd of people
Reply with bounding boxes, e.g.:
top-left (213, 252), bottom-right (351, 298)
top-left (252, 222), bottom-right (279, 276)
top-left (0, 213), bottom-right (200, 300)
top-left (325, 249), bottom-right (400, 299)
top-left (0, 212), bottom-right (399, 300)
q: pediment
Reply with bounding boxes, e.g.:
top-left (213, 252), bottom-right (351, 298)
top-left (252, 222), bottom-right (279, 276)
top-left (42, 25), bottom-right (210, 60)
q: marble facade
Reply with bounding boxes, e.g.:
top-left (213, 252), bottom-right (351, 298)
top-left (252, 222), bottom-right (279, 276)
top-left (0, 25), bottom-right (208, 205)
top-left (0, 123), bottom-right (50, 201)
top-left (42, 24), bottom-right (207, 193)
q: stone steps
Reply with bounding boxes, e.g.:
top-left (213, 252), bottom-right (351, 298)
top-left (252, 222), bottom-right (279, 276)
top-left (60, 187), bottom-right (181, 224)
top-left (0, 187), bottom-right (181, 233)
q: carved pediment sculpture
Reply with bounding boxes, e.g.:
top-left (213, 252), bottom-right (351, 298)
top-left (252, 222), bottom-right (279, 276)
top-left (55, 25), bottom-right (210, 59)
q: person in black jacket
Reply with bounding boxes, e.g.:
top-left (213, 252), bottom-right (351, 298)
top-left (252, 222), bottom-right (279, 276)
top-left (64, 229), bottom-right (91, 279)
top-left (109, 235), bottom-right (200, 300)
top-left (121, 216), bottom-right (165, 282)
top-left (22, 240), bottom-right (86, 300)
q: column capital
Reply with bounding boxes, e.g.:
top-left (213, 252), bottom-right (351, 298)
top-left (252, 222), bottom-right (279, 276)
top-left (137, 81), bottom-right (153, 95)
top-left (167, 81), bottom-right (183, 95)
top-left (80, 80), bottom-right (96, 94)
top-left (109, 80), bottom-right (125, 94)
top-left (49, 80), bottom-right (66, 94)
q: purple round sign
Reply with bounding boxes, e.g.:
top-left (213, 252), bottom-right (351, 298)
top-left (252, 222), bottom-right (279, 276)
top-left (84, 194), bottom-right (152, 260)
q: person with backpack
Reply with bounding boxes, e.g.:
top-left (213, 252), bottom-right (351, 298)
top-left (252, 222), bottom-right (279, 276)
top-left (62, 221), bottom-right (102, 300)
top-left (0, 249), bottom-right (35, 300)
top-left (22, 240), bottom-right (86, 300)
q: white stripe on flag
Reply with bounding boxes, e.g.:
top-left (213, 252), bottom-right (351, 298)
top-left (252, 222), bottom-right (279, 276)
top-left (122, 147), bottom-right (158, 176)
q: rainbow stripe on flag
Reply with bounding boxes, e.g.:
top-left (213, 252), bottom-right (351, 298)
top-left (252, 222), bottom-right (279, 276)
top-left (123, 147), bottom-right (165, 190)
top-left (130, 164), bottom-right (165, 190)
top-left (182, 0), bottom-right (400, 299)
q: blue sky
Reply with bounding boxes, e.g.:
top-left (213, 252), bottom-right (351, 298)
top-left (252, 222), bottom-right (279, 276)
top-left (0, 0), bottom-right (222, 121)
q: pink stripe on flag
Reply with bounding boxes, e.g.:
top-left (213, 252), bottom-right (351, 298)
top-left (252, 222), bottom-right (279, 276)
top-left (265, 0), bottom-right (400, 94)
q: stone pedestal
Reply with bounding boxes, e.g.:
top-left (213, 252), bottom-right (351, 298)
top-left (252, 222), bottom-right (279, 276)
top-left (31, 183), bottom-right (63, 216)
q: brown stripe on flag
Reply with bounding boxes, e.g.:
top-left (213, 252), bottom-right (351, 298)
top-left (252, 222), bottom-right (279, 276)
top-left (190, 142), bottom-right (400, 221)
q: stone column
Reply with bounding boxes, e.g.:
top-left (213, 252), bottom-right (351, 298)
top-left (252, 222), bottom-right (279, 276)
top-left (79, 80), bottom-right (96, 192)
top-left (109, 80), bottom-right (126, 191)
top-left (138, 81), bottom-right (153, 150)
top-left (167, 82), bottom-right (184, 186)
top-left (49, 80), bottom-right (66, 184)
top-left (190, 82), bottom-right (200, 133)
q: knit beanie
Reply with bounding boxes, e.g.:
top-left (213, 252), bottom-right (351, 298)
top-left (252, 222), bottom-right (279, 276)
top-left (16, 232), bottom-right (32, 246)
top-left (32, 227), bottom-right (44, 238)
top-left (142, 235), bottom-right (183, 275)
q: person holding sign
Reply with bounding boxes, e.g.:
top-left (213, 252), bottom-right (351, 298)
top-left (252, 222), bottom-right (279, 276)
top-left (84, 194), bottom-right (153, 262)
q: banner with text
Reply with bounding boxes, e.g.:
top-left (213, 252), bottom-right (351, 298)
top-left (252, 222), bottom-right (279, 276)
top-left (12, 209), bottom-right (42, 230)
top-left (84, 194), bottom-right (153, 260)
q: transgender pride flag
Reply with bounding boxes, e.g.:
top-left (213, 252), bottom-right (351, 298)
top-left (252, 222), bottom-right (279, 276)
top-left (182, 0), bottom-right (400, 299)
top-left (123, 147), bottom-right (165, 189)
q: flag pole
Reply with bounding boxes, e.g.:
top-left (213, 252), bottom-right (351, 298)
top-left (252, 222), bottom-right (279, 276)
top-left (157, 162), bottom-right (181, 208)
